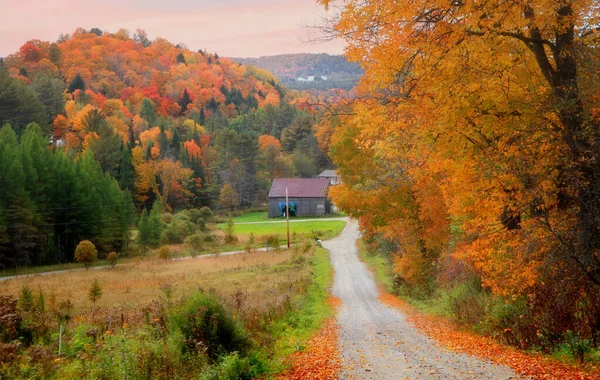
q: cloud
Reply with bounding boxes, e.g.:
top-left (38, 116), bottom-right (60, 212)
top-left (0, 0), bottom-right (345, 57)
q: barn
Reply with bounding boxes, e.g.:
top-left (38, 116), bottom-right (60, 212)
top-left (268, 178), bottom-right (331, 218)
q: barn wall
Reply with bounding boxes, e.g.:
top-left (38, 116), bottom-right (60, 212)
top-left (268, 197), bottom-right (329, 218)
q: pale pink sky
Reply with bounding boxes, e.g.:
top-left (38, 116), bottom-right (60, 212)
top-left (0, 0), bottom-right (345, 57)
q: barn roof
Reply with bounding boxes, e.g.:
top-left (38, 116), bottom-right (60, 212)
top-left (268, 178), bottom-right (330, 198)
top-left (318, 169), bottom-right (338, 178)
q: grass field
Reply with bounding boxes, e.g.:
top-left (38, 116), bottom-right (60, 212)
top-left (0, 238), bottom-right (337, 378)
top-left (217, 219), bottom-right (347, 240)
top-left (0, 249), bottom-right (307, 312)
top-left (229, 211), bottom-right (346, 223)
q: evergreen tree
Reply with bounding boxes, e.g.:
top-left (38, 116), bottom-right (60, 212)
top-left (179, 89), bottom-right (191, 115)
top-left (137, 209), bottom-right (151, 249)
top-left (145, 140), bottom-right (154, 159)
top-left (88, 123), bottom-right (122, 176)
top-left (0, 71), bottom-right (48, 135)
top-left (128, 121), bottom-right (136, 150)
top-left (118, 146), bottom-right (135, 193)
top-left (148, 200), bottom-right (163, 247)
top-left (176, 52), bottom-right (186, 65)
top-left (139, 98), bottom-right (157, 126)
top-left (158, 126), bottom-right (168, 158)
top-left (170, 128), bottom-right (181, 157)
top-left (33, 75), bottom-right (66, 121)
top-left (67, 73), bottom-right (85, 93)
top-left (49, 43), bottom-right (61, 64)
top-left (199, 108), bottom-right (206, 124)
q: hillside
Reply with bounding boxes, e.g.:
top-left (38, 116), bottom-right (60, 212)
top-left (232, 53), bottom-right (363, 90)
top-left (0, 27), bottom-right (331, 268)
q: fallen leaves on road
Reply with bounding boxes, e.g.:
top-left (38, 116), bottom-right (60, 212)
top-left (379, 290), bottom-right (600, 380)
top-left (279, 296), bottom-right (342, 379)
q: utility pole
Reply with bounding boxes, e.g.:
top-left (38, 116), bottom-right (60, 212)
top-left (286, 187), bottom-right (290, 248)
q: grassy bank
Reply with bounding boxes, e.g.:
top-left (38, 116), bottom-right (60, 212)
top-left (265, 246), bottom-right (335, 373)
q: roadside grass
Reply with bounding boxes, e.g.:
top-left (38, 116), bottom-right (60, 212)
top-left (357, 239), bottom-right (395, 293)
top-left (357, 239), bottom-right (449, 317)
top-left (263, 245), bottom-right (336, 374)
top-left (217, 220), bottom-right (347, 240)
top-left (359, 239), bottom-right (600, 371)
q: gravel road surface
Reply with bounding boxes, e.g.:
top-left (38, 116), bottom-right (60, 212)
top-left (322, 220), bottom-right (521, 380)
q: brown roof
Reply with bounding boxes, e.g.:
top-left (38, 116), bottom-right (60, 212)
top-left (268, 178), bottom-right (330, 198)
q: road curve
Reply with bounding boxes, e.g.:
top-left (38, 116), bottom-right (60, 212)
top-left (322, 220), bottom-right (521, 380)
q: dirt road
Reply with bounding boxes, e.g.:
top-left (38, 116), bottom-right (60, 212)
top-left (322, 220), bottom-right (521, 379)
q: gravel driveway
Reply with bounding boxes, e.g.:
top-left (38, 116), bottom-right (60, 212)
top-left (322, 220), bottom-right (521, 380)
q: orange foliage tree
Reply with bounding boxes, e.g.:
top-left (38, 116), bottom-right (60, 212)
top-left (320, 0), bottom-right (600, 346)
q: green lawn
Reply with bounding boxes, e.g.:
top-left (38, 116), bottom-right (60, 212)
top-left (231, 211), bottom-right (346, 223)
top-left (218, 220), bottom-right (347, 240)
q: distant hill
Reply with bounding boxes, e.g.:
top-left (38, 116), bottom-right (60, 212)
top-left (231, 53), bottom-right (363, 90)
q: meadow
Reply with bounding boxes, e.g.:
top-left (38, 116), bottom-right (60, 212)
top-left (216, 218), bottom-right (347, 241)
top-left (0, 240), bottom-right (336, 379)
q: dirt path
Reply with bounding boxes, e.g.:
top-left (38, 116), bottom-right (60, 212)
top-left (322, 220), bottom-right (521, 379)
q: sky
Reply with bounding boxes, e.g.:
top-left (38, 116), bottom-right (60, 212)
top-left (0, 0), bottom-right (345, 58)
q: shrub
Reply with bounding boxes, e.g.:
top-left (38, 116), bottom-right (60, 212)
top-left (185, 234), bottom-right (205, 255)
top-left (0, 296), bottom-right (22, 342)
top-left (224, 216), bottom-right (237, 244)
top-left (201, 352), bottom-right (262, 380)
top-left (158, 246), bottom-right (172, 262)
top-left (197, 217), bottom-right (206, 232)
top-left (161, 213), bottom-right (173, 224)
top-left (19, 285), bottom-right (34, 312)
top-left (88, 279), bottom-right (103, 306)
top-left (244, 233), bottom-right (255, 253)
top-left (162, 218), bottom-right (196, 244)
top-left (74, 240), bottom-right (98, 270)
top-left (107, 252), bottom-right (118, 268)
top-left (199, 206), bottom-right (214, 222)
top-left (263, 235), bottom-right (280, 250)
top-left (170, 292), bottom-right (249, 359)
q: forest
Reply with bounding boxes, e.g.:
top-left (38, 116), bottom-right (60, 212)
top-left (317, 0), bottom-right (600, 365)
top-left (0, 27), bottom-right (332, 271)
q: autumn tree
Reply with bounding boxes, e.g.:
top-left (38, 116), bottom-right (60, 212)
top-left (74, 240), bottom-right (97, 270)
top-left (219, 184), bottom-right (238, 210)
top-left (320, 0), bottom-right (600, 348)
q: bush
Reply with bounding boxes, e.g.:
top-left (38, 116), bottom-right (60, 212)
top-left (440, 278), bottom-right (489, 326)
top-left (170, 292), bottom-right (249, 359)
top-left (199, 206), bottom-right (214, 222)
top-left (263, 235), bottom-right (280, 250)
top-left (74, 240), bottom-right (98, 270)
top-left (88, 279), bottom-right (103, 306)
top-left (162, 212), bottom-right (196, 244)
top-left (158, 246), bottom-right (172, 262)
top-left (185, 234), bottom-right (205, 256)
top-left (197, 217), bottom-right (206, 232)
top-left (19, 285), bottom-right (34, 312)
top-left (224, 216), bottom-right (237, 244)
top-left (107, 252), bottom-right (118, 268)
top-left (201, 352), bottom-right (262, 380)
